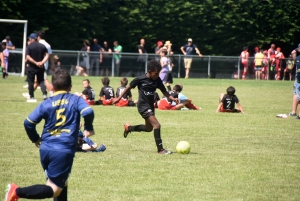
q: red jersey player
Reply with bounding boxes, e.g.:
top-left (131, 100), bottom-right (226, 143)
top-left (275, 47), bottom-right (285, 80)
top-left (240, 46), bottom-right (249, 80)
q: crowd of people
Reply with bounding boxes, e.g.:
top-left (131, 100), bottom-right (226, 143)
top-left (239, 44), bottom-right (296, 81)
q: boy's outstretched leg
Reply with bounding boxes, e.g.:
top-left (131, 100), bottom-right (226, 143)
top-left (123, 123), bottom-right (149, 138)
top-left (146, 116), bottom-right (171, 154)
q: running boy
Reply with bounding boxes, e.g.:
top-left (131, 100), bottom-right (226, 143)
top-left (157, 84), bottom-right (187, 110)
top-left (5, 69), bottom-right (95, 201)
top-left (98, 77), bottom-right (115, 105)
top-left (113, 60), bottom-right (177, 154)
top-left (115, 77), bottom-right (137, 107)
top-left (216, 86), bottom-right (244, 114)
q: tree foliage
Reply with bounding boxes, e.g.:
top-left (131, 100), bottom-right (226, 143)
top-left (0, 0), bottom-right (299, 56)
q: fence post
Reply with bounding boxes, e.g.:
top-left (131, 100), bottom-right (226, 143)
top-left (77, 51), bottom-right (80, 66)
top-left (145, 54), bottom-right (148, 73)
top-left (112, 53), bottom-right (115, 77)
top-left (237, 57), bottom-right (240, 79)
top-left (208, 55), bottom-right (211, 78)
top-left (178, 54), bottom-right (181, 78)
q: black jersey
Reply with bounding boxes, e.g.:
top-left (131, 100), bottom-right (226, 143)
top-left (221, 94), bottom-right (239, 110)
top-left (82, 86), bottom-right (95, 101)
top-left (162, 91), bottom-right (178, 103)
top-left (116, 86), bottom-right (132, 99)
top-left (99, 86), bottom-right (115, 100)
top-left (130, 74), bottom-right (166, 113)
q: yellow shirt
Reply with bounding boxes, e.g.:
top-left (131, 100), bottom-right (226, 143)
top-left (255, 52), bottom-right (264, 66)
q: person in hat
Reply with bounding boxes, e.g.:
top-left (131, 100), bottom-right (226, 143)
top-left (53, 55), bottom-right (61, 70)
top-left (154, 41), bottom-right (163, 61)
top-left (164, 41), bottom-right (173, 55)
top-left (24, 33), bottom-right (49, 102)
top-left (180, 38), bottom-right (202, 78)
top-left (2, 36), bottom-right (15, 50)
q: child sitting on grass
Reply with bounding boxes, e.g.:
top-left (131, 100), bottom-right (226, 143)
top-left (77, 130), bottom-right (106, 152)
top-left (157, 85), bottom-right (186, 110)
top-left (115, 77), bottom-right (137, 107)
top-left (216, 86), bottom-right (244, 114)
top-left (75, 79), bottom-right (96, 105)
top-left (177, 84), bottom-right (201, 110)
top-left (98, 77), bottom-right (115, 105)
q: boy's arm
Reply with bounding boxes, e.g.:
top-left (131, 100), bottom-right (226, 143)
top-left (162, 91), bottom-right (178, 102)
top-left (113, 86), bottom-right (132, 104)
top-left (24, 104), bottom-right (44, 146)
top-left (236, 103), bottom-right (244, 114)
top-left (216, 102), bottom-right (223, 113)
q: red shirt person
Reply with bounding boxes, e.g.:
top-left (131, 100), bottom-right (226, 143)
top-left (240, 46), bottom-right (249, 80)
top-left (275, 47), bottom-right (285, 80)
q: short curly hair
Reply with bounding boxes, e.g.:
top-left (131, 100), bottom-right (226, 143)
top-left (147, 59), bottom-right (162, 72)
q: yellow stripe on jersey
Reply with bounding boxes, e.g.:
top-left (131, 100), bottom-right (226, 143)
top-left (80, 107), bottom-right (91, 114)
top-left (47, 129), bottom-right (71, 136)
top-left (53, 91), bottom-right (68, 96)
top-left (26, 117), bottom-right (38, 124)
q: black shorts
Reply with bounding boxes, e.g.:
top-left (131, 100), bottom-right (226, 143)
top-left (27, 70), bottom-right (44, 84)
top-left (255, 66), bottom-right (263, 71)
top-left (139, 109), bottom-right (155, 119)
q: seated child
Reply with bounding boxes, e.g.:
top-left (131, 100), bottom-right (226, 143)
top-left (77, 130), bottom-right (106, 152)
top-left (75, 79), bottom-right (96, 105)
top-left (115, 77), bottom-right (137, 107)
top-left (157, 85), bottom-right (186, 110)
top-left (177, 84), bottom-right (201, 110)
top-left (216, 86), bottom-right (244, 113)
top-left (98, 77), bottom-right (115, 105)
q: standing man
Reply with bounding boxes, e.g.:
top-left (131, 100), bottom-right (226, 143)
top-left (101, 41), bottom-right (112, 77)
top-left (25, 33), bottom-right (49, 102)
top-left (137, 38), bottom-right (147, 73)
top-left (113, 41), bottom-right (122, 76)
top-left (180, 38), bottom-right (202, 79)
top-left (90, 38), bottom-right (102, 76)
top-left (2, 36), bottom-right (15, 50)
top-left (0, 41), bottom-right (5, 74)
top-left (289, 44), bottom-right (300, 117)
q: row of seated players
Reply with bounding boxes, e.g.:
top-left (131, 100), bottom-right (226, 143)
top-left (75, 77), bottom-right (202, 110)
top-left (75, 77), bottom-right (243, 113)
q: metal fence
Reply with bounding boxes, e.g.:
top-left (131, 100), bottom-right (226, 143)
top-left (6, 50), bottom-right (295, 80)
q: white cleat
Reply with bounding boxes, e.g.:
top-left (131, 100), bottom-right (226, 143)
top-left (27, 98), bottom-right (37, 103)
top-left (22, 92), bottom-right (30, 99)
top-left (23, 84), bottom-right (28, 88)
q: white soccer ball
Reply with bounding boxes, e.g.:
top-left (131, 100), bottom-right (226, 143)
top-left (176, 141), bottom-right (191, 154)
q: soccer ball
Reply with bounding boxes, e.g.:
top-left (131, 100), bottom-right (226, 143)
top-left (176, 141), bottom-right (191, 154)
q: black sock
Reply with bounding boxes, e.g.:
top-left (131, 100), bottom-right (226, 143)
top-left (129, 125), bottom-right (147, 132)
top-left (16, 185), bottom-right (53, 199)
top-left (154, 129), bottom-right (163, 152)
top-left (53, 186), bottom-right (67, 201)
top-left (167, 85), bottom-right (171, 91)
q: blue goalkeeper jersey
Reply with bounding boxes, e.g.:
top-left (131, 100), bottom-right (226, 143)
top-left (24, 91), bottom-right (94, 154)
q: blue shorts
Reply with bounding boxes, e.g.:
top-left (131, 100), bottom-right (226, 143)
top-left (295, 82), bottom-right (300, 101)
top-left (40, 149), bottom-right (74, 188)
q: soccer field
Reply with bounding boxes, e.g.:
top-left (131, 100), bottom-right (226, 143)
top-left (1, 76), bottom-right (299, 201)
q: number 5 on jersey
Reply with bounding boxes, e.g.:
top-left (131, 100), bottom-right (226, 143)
top-left (55, 108), bottom-right (66, 126)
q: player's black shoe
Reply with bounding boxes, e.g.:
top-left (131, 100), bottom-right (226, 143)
top-left (158, 149), bottom-right (172, 155)
top-left (295, 116), bottom-right (300, 120)
top-left (124, 123), bottom-right (131, 138)
top-left (289, 112), bottom-right (297, 116)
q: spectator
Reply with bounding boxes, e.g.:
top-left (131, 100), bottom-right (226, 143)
top-left (164, 40), bottom-right (174, 85)
top-left (101, 41), bottom-right (112, 76)
top-left (159, 49), bottom-right (169, 84)
top-left (113, 41), bottom-right (122, 76)
top-left (289, 44), bottom-right (300, 117)
top-left (36, 30), bottom-right (54, 94)
top-left (1, 42), bottom-right (9, 79)
top-left (180, 38), bottom-right (202, 79)
top-left (283, 55), bottom-right (294, 81)
top-left (0, 41), bottom-right (4, 75)
top-left (137, 38), bottom-right (147, 73)
top-left (275, 47), bottom-right (285, 80)
top-left (262, 50), bottom-right (269, 80)
top-left (80, 40), bottom-right (90, 75)
top-left (154, 41), bottom-right (163, 61)
top-left (240, 46), bottom-right (249, 80)
top-left (268, 44), bottom-right (276, 80)
top-left (25, 33), bottom-right (49, 102)
top-left (53, 55), bottom-right (61, 70)
top-left (90, 38), bottom-right (102, 76)
top-left (254, 49), bottom-right (264, 80)
top-left (2, 36), bottom-right (15, 50)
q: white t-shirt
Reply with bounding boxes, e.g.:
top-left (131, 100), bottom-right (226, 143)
top-left (39, 39), bottom-right (52, 70)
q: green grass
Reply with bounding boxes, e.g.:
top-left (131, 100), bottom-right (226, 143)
top-left (0, 76), bottom-right (299, 201)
